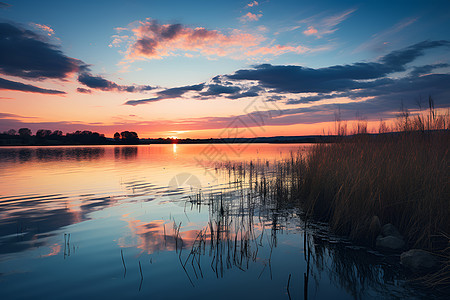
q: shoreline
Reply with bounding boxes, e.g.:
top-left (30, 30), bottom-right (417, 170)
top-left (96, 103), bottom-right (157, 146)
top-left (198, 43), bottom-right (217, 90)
top-left (1, 130), bottom-right (447, 147)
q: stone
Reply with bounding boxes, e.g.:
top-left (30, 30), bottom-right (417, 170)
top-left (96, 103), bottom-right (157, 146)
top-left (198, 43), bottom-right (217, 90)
top-left (381, 223), bottom-right (402, 238)
top-left (375, 223), bottom-right (405, 251)
top-left (376, 235), bottom-right (405, 250)
top-left (400, 249), bottom-right (439, 272)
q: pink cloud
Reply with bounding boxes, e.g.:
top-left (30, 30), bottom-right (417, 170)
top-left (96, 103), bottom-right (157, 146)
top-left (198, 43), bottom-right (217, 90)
top-left (303, 26), bottom-right (318, 36)
top-left (31, 23), bottom-right (55, 36)
top-left (240, 12), bottom-right (262, 22)
top-left (113, 19), bottom-right (330, 62)
top-left (122, 20), bottom-right (265, 60)
top-left (247, 1), bottom-right (259, 7)
top-left (300, 8), bottom-right (356, 38)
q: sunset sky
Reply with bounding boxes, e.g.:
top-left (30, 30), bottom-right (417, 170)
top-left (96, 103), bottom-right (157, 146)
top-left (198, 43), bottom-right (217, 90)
top-left (1, 0), bottom-right (449, 138)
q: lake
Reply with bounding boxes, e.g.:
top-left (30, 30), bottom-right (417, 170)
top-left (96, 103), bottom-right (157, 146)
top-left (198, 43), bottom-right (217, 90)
top-left (0, 144), bottom-right (440, 299)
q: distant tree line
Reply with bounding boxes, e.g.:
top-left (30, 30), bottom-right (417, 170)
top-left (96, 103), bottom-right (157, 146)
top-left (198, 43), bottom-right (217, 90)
top-left (0, 128), bottom-right (143, 146)
top-left (0, 128), bottom-right (111, 145)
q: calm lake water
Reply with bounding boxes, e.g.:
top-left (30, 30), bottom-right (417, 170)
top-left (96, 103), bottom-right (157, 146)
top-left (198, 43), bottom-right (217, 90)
top-left (0, 144), bottom-right (441, 299)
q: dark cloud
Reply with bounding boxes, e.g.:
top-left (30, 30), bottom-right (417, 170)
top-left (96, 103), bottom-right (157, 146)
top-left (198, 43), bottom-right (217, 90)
top-left (130, 21), bottom-right (184, 57)
top-left (409, 63), bottom-right (449, 77)
top-left (77, 72), bottom-right (154, 92)
top-left (0, 77), bottom-right (66, 94)
top-left (200, 84), bottom-right (242, 96)
top-left (0, 22), bottom-right (82, 80)
top-left (157, 83), bottom-right (205, 98)
top-left (0, 22), bottom-right (152, 95)
top-left (227, 85), bottom-right (262, 99)
top-left (125, 83), bottom-right (204, 105)
top-left (133, 38), bottom-right (158, 56)
top-left (123, 40), bottom-right (450, 117)
top-left (76, 87), bottom-right (92, 94)
top-left (226, 40), bottom-right (450, 94)
top-left (0, 2), bottom-right (10, 8)
top-left (78, 72), bottom-right (118, 90)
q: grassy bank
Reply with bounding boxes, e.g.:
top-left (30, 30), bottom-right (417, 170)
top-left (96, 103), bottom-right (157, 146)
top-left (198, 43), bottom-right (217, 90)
top-left (300, 131), bottom-right (449, 250)
top-left (217, 106), bottom-right (449, 288)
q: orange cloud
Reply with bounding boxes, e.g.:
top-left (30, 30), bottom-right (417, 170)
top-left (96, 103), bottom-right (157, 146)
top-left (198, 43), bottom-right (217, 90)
top-left (303, 26), bottom-right (318, 36)
top-left (124, 20), bottom-right (264, 60)
top-left (240, 12), bottom-right (262, 22)
top-left (300, 9), bottom-right (356, 38)
top-left (31, 23), bottom-right (55, 36)
top-left (247, 1), bottom-right (259, 7)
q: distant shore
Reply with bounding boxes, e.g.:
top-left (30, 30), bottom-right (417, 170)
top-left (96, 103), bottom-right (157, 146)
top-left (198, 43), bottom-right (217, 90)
top-left (3, 131), bottom-right (446, 146)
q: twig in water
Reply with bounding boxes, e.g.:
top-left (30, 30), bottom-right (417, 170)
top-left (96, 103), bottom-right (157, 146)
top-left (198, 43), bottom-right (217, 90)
top-left (287, 273), bottom-right (292, 300)
top-left (121, 249), bottom-right (127, 277)
top-left (139, 260), bottom-right (144, 280)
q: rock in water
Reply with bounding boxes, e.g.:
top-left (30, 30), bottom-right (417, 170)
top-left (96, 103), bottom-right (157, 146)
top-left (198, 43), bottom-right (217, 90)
top-left (400, 249), bottom-right (439, 272)
top-left (376, 223), bottom-right (405, 251)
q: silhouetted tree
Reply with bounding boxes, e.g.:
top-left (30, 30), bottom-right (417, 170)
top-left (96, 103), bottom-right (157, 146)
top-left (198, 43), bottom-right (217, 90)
top-left (18, 128), bottom-right (32, 137)
top-left (120, 131), bottom-right (139, 144)
top-left (114, 132), bottom-right (121, 142)
top-left (6, 129), bottom-right (16, 136)
top-left (36, 129), bottom-right (52, 138)
top-left (51, 130), bottom-right (63, 137)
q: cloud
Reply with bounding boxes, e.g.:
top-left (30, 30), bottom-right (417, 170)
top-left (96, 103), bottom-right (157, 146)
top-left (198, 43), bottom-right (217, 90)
top-left (116, 19), bottom-right (265, 60)
top-left (0, 22), bottom-right (82, 80)
top-left (240, 12), bottom-right (262, 22)
top-left (78, 72), bottom-right (154, 92)
top-left (113, 19), bottom-right (326, 61)
top-left (76, 87), bottom-right (92, 94)
top-left (121, 40), bottom-right (450, 129)
top-left (301, 8), bottom-right (356, 38)
top-left (0, 112), bottom-right (36, 119)
top-left (30, 23), bottom-right (55, 36)
top-left (125, 83), bottom-right (204, 105)
top-left (245, 44), bottom-right (327, 56)
top-left (200, 84), bottom-right (241, 97)
top-left (353, 18), bottom-right (418, 53)
top-left (0, 2), bottom-right (10, 9)
top-left (409, 63), bottom-right (449, 77)
top-left (247, 1), bottom-right (258, 7)
top-left (0, 77), bottom-right (66, 94)
top-left (226, 40), bottom-right (450, 94)
top-left (303, 26), bottom-right (318, 36)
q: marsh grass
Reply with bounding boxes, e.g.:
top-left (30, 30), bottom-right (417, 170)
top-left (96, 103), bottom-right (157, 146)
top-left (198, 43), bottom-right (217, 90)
top-left (302, 131), bottom-right (449, 250)
top-left (216, 105), bottom-right (449, 288)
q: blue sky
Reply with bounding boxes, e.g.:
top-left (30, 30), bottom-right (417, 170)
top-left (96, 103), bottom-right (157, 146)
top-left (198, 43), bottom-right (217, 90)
top-left (1, 0), bottom-right (449, 137)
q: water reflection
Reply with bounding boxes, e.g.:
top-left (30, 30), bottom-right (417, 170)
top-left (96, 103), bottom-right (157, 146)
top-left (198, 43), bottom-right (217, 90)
top-left (114, 146), bottom-right (138, 160)
top-left (0, 145), bottom-right (444, 299)
top-left (0, 193), bottom-right (119, 255)
top-left (0, 146), bottom-right (105, 163)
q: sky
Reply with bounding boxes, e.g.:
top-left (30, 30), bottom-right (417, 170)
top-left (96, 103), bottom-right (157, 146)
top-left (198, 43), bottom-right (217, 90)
top-left (0, 0), bottom-right (449, 138)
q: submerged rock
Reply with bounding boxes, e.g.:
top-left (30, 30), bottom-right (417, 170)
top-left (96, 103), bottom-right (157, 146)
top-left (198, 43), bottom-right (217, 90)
top-left (376, 223), bottom-right (405, 251)
top-left (400, 249), bottom-right (439, 272)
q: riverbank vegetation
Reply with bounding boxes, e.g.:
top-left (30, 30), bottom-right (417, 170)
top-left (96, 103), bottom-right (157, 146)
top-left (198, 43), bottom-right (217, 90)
top-left (218, 103), bottom-right (449, 288)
